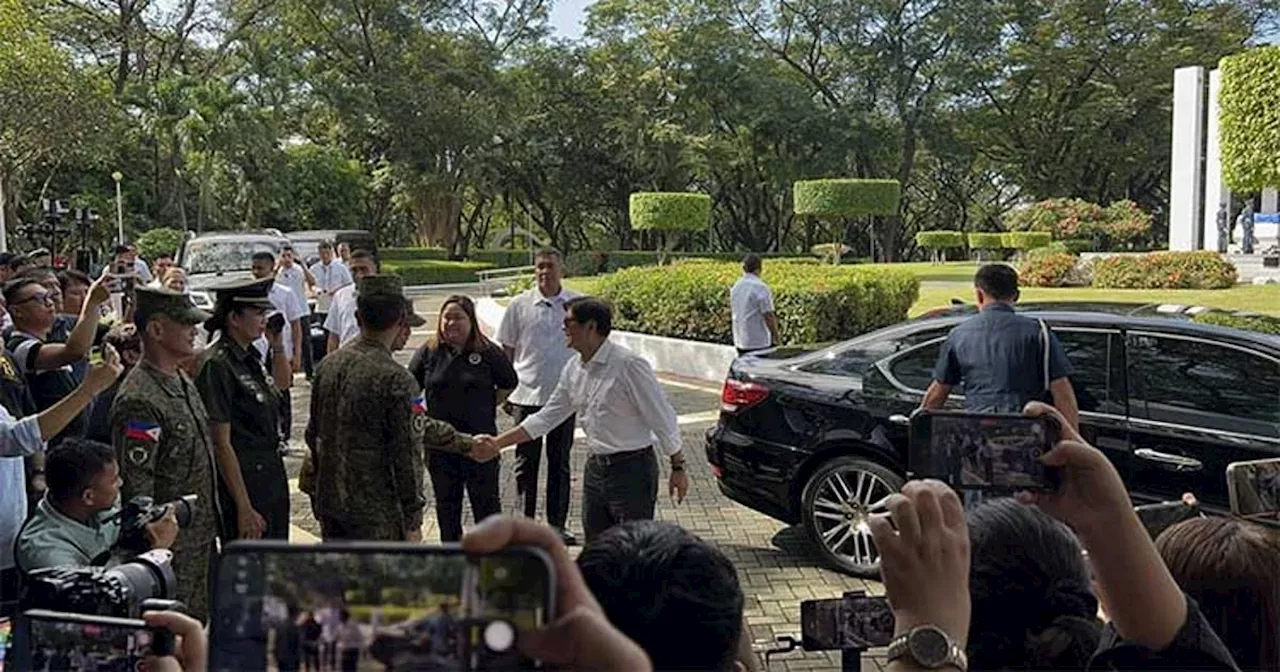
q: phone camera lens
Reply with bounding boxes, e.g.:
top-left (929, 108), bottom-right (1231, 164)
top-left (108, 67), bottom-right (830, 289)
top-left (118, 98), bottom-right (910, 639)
top-left (482, 620), bottom-right (516, 653)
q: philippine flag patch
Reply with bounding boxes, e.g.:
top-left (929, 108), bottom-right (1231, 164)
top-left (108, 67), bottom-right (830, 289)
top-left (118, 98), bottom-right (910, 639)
top-left (411, 395), bottom-right (427, 414)
top-left (125, 421), bottom-right (162, 443)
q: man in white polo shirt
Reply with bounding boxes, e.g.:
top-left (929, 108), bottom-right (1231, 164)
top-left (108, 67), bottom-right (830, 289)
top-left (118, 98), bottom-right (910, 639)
top-left (322, 249), bottom-right (378, 353)
top-left (496, 249), bottom-right (579, 545)
top-left (729, 254), bottom-right (779, 356)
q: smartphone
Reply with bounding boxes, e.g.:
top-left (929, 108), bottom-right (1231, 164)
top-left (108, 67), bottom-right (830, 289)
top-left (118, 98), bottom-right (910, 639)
top-left (801, 593), bottom-right (895, 650)
top-left (909, 410), bottom-right (1059, 491)
top-left (1227, 458), bottom-right (1280, 520)
top-left (210, 541), bottom-right (556, 672)
top-left (22, 609), bottom-right (173, 670)
top-left (266, 313), bottom-right (285, 334)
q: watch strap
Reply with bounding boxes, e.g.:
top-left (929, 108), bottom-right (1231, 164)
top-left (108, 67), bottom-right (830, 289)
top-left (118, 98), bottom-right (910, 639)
top-left (886, 626), bottom-right (968, 671)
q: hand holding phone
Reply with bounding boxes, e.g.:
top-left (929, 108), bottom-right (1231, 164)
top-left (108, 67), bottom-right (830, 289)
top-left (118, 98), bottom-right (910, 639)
top-left (266, 313), bottom-right (285, 335)
top-left (909, 410), bottom-right (1059, 492)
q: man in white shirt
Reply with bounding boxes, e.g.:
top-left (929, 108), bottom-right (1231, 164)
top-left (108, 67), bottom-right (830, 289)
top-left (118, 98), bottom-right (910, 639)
top-left (729, 254), bottom-right (780, 356)
top-left (275, 246), bottom-right (316, 376)
top-left (479, 297), bottom-right (689, 542)
top-left (496, 249), bottom-right (578, 544)
top-left (307, 241), bottom-right (353, 318)
top-left (322, 249), bottom-right (378, 354)
top-left (252, 252), bottom-right (307, 443)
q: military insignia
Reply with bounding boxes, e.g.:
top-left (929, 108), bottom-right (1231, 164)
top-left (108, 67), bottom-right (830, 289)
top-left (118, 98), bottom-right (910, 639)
top-left (0, 357), bottom-right (17, 382)
top-left (468, 352), bottom-right (482, 365)
top-left (413, 414), bottom-right (428, 433)
top-left (411, 394), bottom-right (427, 414)
top-left (128, 445), bottom-right (151, 466)
top-left (125, 421), bottom-right (161, 443)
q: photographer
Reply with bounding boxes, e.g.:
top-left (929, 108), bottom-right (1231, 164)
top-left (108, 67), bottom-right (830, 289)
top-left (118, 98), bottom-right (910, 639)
top-left (15, 438), bottom-right (178, 572)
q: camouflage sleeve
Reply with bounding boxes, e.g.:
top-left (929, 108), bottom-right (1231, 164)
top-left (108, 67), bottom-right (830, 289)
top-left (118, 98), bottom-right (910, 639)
top-left (110, 396), bottom-right (164, 502)
top-left (422, 417), bottom-right (474, 456)
top-left (390, 373), bottom-right (427, 530)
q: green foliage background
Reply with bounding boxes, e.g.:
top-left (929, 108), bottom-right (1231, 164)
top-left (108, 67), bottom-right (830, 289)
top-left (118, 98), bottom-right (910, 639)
top-left (793, 180), bottom-right (902, 217)
top-left (1220, 46), bottom-right (1280, 193)
top-left (629, 193), bottom-right (712, 232)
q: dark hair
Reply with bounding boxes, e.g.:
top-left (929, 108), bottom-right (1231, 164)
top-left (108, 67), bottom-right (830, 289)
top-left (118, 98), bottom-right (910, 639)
top-left (114, 245), bottom-right (131, 256)
top-left (350, 248), bottom-right (379, 269)
top-left (435, 295), bottom-right (487, 352)
top-left (104, 322), bottom-right (141, 354)
top-left (46, 438), bottom-right (117, 503)
top-left (974, 264), bottom-right (1019, 301)
top-left (534, 248), bottom-right (563, 265)
top-left (356, 293), bottom-right (403, 332)
top-left (1156, 517), bottom-right (1280, 670)
top-left (2, 277), bottom-right (43, 306)
top-left (155, 252), bottom-right (173, 261)
top-left (967, 498), bottom-right (1101, 670)
top-left (281, 245), bottom-right (293, 253)
top-left (58, 269), bottom-right (92, 292)
top-left (565, 296), bottom-right (612, 337)
top-left (251, 251), bottom-right (275, 264)
top-left (577, 521), bottom-right (743, 671)
top-left (742, 253), bottom-right (762, 274)
top-left (204, 301), bottom-right (261, 335)
top-left (6, 255), bottom-right (28, 271)
top-left (318, 241), bottom-right (333, 251)
top-left (0, 252), bottom-right (12, 267)
top-left (15, 267), bottom-right (55, 283)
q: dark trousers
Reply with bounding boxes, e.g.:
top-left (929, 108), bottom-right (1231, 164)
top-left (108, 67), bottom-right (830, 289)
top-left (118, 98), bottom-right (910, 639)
top-left (0, 565), bottom-right (19, 618)
top-left (511, 405), bottom-right (575, 529)
top-left (737, 346), bottom-right (769, 356)
top-left (341, 648), bottom-right (359, 672)
top-left (279, 388), bottom-right (293, 442)
top-left (220, 451), bottom-right (290, 540)
top-left (582, 448), bottom-right (658, 542)
top-left (302, 317), bottom-right (317, 377)
top-left (428, 450), bottom-right (501, 542)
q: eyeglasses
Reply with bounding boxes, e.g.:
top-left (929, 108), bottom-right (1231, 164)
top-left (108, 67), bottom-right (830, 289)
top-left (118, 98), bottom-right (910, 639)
top-left (11, 293), bottom-right (54, 307)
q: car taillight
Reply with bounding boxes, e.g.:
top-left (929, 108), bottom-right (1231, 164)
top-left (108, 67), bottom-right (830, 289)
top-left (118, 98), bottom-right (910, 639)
top-left (721, 379), bottom-right (769, 413)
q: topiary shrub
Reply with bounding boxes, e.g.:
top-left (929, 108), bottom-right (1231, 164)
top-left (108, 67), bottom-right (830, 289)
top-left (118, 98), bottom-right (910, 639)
top-left (967, 232), bottom-right (1005, 261)
top-left (630, 192), bottom-right (712, 264)
top-left (1220, 47), bottom-right (1280, 193)
top-left (1192, 311), bottom-right (1280, 335)
top-left (915, 230), bottom-right (964, 261)
top-left (1091, 252), bottom-right (1238, 289)
top-left (135, 227), bottom-right (185, 262)
top-left (794, 179), bottom-right (902, 217)
top-left (1002, 231), bottom-right (1053, 251)
top-left (1019, 251), bottom-right (1081, 287)
top-left (596, 261), bottom-right (919, 345)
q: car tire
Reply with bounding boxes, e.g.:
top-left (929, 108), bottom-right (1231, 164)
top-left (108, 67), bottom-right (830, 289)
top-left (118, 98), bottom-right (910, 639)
top-left (800, 455), bottom-right (905, 579)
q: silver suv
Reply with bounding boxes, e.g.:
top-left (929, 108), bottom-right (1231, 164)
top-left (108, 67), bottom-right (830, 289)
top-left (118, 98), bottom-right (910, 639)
top-left (176, 231), bottom-right (291, 311)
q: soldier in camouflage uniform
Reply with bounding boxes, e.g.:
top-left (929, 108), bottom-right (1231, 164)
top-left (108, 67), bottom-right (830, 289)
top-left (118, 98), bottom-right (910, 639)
top-left (110, 287), bottom-right (220, 620)
top-left (305, 276), bottom-right (494, 541)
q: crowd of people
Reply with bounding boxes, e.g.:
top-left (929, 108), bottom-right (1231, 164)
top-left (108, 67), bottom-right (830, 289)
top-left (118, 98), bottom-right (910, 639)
top-left (0, 238), bottom-right (1275, 672)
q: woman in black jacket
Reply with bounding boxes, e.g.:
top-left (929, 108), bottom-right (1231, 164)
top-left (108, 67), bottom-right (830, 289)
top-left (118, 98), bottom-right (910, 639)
top-left (409, 295), bottom-right (517, 542)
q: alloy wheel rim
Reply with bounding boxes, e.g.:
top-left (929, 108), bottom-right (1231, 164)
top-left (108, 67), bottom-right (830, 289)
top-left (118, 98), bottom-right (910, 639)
top-left (810, 468), bottom-right (893, 567)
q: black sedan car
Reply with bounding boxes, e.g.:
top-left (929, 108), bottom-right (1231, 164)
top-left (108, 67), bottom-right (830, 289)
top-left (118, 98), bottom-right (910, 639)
top-left (705, 303), bottom-right (1280, 577)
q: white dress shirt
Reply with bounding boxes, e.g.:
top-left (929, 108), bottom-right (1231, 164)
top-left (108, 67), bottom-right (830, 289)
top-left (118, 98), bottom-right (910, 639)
top-left (134, 258), bottom-right (153, 284)
top-left (276, 265), bottom-right (309, 309)
top-left (0, 404), bottom-right (50, 570)
top-left (730, 272), bottom-right (775, 350)
top-left (322, 284), bottom-right (360, 348)
top-left (520, 339), bottom-right (682, 456)
top-left (495, 287), bottom-right (577, 407)
top-left (308, 260), bottom-right (352, 313)
top-left (254, 284), bottom-right (308, 362)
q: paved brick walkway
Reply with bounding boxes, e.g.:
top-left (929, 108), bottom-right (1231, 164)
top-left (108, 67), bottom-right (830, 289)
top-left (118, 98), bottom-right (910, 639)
top-left (281, 294), bottom-right (887, 670)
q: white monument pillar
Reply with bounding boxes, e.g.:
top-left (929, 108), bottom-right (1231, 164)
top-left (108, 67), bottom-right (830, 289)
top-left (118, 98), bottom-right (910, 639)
top-left (1203, 69), bottom-right (1225, 253)
top-left (1170, 66), bottom-right (1206, 251)
top-left (1263, 188), bottom-right (1278, 213)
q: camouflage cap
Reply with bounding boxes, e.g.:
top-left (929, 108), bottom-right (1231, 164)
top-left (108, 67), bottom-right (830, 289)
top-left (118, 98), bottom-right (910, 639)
top-left (358, 274), bottom-right (404, 299)
top-left (210, 276), bottom-right (274, 310)
top-left (402, 297), bottom-right (426, 328)
top-left (135, 286), bottom-right (210, 325)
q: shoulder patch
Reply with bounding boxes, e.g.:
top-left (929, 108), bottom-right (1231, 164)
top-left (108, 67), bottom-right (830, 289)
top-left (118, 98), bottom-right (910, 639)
top-left (125, 421), bottom-right (162, 444)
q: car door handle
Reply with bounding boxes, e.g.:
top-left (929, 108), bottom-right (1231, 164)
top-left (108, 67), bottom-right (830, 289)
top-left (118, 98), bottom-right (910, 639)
top-left (889, 414), bottom-right (910, 427)
top-left (1134, 448), bottom-right (1203, 472)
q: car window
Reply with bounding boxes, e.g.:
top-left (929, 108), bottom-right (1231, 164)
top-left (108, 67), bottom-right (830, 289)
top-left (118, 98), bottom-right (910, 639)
top-left (1056, 330), bottom-right (1125, 415)
top-left (800, 326), bottom-right (951, 377)
top-left (888, 339), bottom-right (948, 392)
top-left (1129, 334), bottom-right (1280, 433)
top-left (181, 239), bottom-right (283, 274)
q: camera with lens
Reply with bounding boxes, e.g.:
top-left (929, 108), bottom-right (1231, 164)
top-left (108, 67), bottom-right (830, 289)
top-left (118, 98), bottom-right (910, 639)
top-left (114, 494), bottom-right (197, 557)
top-left (22, 549), bottom-right (180, 619)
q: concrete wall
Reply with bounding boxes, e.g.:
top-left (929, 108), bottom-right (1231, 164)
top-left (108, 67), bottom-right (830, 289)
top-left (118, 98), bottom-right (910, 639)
top-left (1170, 66), bottom-right (1206, 252)
top-left (1203, 69), bottom-right (1226, 253)
top-left (475, 298), bottom-right (736, 383)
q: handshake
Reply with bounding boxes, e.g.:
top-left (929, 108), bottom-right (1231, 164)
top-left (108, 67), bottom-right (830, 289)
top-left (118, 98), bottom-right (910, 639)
top-left (471, 434), bottom-right (503, 462)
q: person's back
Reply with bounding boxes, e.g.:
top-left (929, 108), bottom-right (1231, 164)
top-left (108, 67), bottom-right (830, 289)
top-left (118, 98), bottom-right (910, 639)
top-left (577, 520), bottom-right (746, 671)
top-left (729, 255), bottom-right (778, 355)
top-left (967, 498), bottom-right (1102, 669)
top-left (1156, 517), bottom-right (1280, 671)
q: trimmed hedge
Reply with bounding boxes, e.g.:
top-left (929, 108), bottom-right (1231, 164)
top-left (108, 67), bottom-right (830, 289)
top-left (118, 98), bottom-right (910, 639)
top-left (1062, 238), bottom-right (1094, 254)
top-left (380, 247), bottom-right (450, 261)
top-left (564, 250), bottom-right (805, 276)
top-left (596, 262), bottom-right (919, 345)
top-left (629, 193), bottom-right (712, 232)
top-left (1002, 231), bottom-right (1052, 250)
top-left (1220, 47), bottom-right (1280, 193)
top-left (915, 231), bottom-right (965, 249)
top-left (384, 260), bottom-right (495, 285)
top-left (967, 232), bottom-right (1005, 250)
top-left (1091, 252), bottom-right (1238, 289)
top-left (1192, 312), bottom-right (1280, 335)
top-left (794, 179), bottom-right (901, 217)
top-left (1019, 251), bottom-right (1080, 287)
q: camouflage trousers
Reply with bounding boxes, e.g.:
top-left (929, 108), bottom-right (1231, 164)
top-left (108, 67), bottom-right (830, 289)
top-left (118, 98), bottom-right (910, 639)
top-left (318, 516), bottom-right (407, 541)
top-left (171, 537), bottom-right (216, 622)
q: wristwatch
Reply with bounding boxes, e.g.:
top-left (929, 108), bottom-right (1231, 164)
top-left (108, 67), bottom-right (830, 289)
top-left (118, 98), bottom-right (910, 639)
top-left (886, 625), bottom-right (967, 671)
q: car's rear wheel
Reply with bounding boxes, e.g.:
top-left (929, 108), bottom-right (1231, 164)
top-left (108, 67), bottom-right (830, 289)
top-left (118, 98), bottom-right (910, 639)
top-left (800, 456), bottom-right (904, 578)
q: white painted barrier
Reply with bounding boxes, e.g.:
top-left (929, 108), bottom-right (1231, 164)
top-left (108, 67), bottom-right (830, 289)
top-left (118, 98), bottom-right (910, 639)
top-left (475, 298), bottom-right (736, 383)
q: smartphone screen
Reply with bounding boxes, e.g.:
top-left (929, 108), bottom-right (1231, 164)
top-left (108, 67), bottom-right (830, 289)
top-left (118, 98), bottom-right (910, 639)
top-left (23, 610), bottom-right (159, 671)
top-left (210, 542), bottom-right (554, 672)
top-left (910, 412), bottom-right (1057, 491)
top-left (801, 595), bottom-right (894, 650)
top-left (1228, 458), bottom-right (1280, 518)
